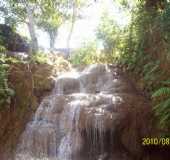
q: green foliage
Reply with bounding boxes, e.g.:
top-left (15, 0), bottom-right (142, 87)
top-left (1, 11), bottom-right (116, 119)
top-left (70, 42), bottom-right (98, 65)
top-left (0, 0), bottom-right (88, 51)
top-left (152, 84), bottom-right (170, 129)
top-left (109, 0), bottom-right (170, 129)
top-left (36, 0), bottom-right (88, 50)
top-left (96, 12), bottom-right (121, 55)
top-left (0, 0), bottom-right (27, 26)
top-left (31, 52), bottom-right (49, 64)
top-left (0, 45), bottom-right (6, 53)
top-left (152, 87), bottom-right (170, 98)
top-left (70, 41), bottom-right (115, 65)
top-left (36, 0), bottom-right (67, 49)
top-left (0, 54), bottom-right (15, 107)
top-left (117, 1), bottom-right (170, 130)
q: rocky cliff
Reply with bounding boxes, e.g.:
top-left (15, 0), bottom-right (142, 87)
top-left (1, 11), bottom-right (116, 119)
top-left (0, 61), bottom-right (68, 159)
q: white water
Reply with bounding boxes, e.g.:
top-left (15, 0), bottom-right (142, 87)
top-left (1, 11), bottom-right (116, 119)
top-left (15, 64), bottom-right (123, 160)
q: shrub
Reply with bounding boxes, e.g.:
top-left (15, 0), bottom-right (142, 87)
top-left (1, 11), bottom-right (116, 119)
top-left (30, 52), bottom-right (49, 64)
top-left (0, 54), bottom-right (15, 107)
top-left (70, 41), bottom-right (115, 65)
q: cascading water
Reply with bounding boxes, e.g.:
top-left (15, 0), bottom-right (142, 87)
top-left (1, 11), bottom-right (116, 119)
top-left (15, 64), bottom-right (126, 160)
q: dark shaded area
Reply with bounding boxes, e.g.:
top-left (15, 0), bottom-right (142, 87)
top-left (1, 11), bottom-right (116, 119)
top-left (142, 145), bottom-right (170, 160)
top-left (0, 24), bottom-right (30, 52)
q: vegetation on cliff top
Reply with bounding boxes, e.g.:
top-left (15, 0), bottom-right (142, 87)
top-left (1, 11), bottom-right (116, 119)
top-left (117, 1), bottom-right (170, 132)
top-left (0, 51), bottom-right (71, 109)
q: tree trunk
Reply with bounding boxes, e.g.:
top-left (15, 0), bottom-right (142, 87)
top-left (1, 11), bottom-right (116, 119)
top-left (66, 0), bottom-right (77, 55)
top-left (49, 30), bottom-right (57, 52)
top-left (21, 0), bottom-right (38, 54)
top-left (27, 21), bottom-right (38, 54)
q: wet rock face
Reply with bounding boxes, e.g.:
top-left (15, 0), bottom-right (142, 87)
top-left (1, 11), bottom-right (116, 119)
top-left (55, 77), bottom-right (80, 94)
top-left (14, 64), bottom-right (152, 160)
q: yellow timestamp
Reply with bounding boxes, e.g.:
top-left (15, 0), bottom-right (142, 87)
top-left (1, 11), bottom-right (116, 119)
top-left (142, 138), bottom-right (170, 146)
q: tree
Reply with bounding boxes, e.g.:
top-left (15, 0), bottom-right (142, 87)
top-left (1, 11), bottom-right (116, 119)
top-left (96, 12), bottom-right (121, 54)
top-left (0, 0), bottom-right (91, 52)
top-left (36, 0), bottom-right (88, 51)
top-left (36, 0), bottom-right (67, 51)
top-left (144, 0), bottom-right (167, 10)
top-left (21, 0), bottom-right (38, 53)
top-left (0, 0), bottom-right (38, 53)
top-left (66, 0), bottom-right (90, 54)
top-left (66, 0), bottom-right (77, 53)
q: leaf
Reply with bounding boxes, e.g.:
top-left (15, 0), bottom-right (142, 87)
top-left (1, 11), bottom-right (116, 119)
top-left (6, 88), bottom-right (15, 97)
top-left (152, 87), bottom-right (170, 98)
top-left (162, 80), bottom-right (170, 85)
top-left (159, 113), bottom-right (170, 127)
top-left (154, 98), bottom-right (170, 113)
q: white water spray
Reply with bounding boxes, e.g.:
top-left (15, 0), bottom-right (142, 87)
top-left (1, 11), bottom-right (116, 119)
top-left (15, 64), bottom-right (122, 160)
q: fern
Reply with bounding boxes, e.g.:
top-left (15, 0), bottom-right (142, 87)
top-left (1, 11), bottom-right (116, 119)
top-left (162, 80), bottom-right (170, 85)
top-left (159, 113), bottom-right (170, 127)
top-left (152, 87), bottom-right (170, 98)
top-left (153, 98), bottom-right (170, 129)
top-left (152, 85), bottom-right (170, 129)
top-left (154, 98), bottom-right (170, 114)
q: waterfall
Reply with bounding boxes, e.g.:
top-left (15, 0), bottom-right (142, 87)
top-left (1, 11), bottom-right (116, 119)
top-left (15, 64), bottom-right (122, 160)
